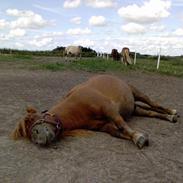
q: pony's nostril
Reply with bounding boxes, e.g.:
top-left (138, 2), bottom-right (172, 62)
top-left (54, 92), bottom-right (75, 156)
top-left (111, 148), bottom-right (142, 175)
top-left (45, 127), bottom-right (49, 132)
top-left (34, 129), bottom-right (39, 134)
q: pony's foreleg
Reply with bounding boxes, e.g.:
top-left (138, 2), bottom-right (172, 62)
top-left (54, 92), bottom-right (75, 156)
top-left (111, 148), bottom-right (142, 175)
top-left (100, 122), bottom-right (131, 140)
top-left (64, 53), bottom-right (68, 61)
top-left (120, 57), bottom-right (124, 64)
top-left (134, 105), bottom-right (178, 123)
top-left (100, 122), bottom-right (149, 149)
top-left (102, 104), bottom-right (148, 149)
top-left (130, 85), bottom-right (177, 115)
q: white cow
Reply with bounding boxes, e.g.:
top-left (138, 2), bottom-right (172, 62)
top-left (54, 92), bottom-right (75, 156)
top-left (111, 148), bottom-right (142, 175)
top-left (64, 46), bottom-right (81, 61)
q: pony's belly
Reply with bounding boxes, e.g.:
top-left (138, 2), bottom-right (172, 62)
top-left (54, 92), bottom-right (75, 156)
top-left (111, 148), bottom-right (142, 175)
top-left (119, 95), bottom-right (135, 119)
top-left (119, 105), bottom-right (134, 119)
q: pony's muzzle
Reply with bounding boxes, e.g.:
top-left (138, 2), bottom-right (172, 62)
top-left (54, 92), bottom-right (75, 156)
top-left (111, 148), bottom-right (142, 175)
top-left (31, 123), bottom-right (56, 146)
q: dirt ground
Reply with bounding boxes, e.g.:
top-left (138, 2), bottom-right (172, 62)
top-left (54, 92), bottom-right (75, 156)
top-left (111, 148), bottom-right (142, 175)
top-left (0, 68), bottom-right (183, 183)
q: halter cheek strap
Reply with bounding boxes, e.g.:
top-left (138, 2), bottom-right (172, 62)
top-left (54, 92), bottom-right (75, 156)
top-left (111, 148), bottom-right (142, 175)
top-left (54, 114), bottom-right (63, 138)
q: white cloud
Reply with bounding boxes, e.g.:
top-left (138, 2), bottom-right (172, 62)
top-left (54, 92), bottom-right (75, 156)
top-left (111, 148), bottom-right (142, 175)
top-left (15, 42), bottom-right (24, 48)
top-left (173, 28), bottom-right (183, 36)
top-left (70, 16), bottom-right (81, 24)
top-left (0, 34), bottom-right (9, 41)
top-left (63, 0), bottom-right (116, 9)
top-left (48, 32), bottom-right (64, 37)
top-left (1, 3), bottom-right (182, 56)
top-left (85, 0), bottom-right (116, 8)
top-left (63, 0), bottom-right (81, 8)
top-left (73, 39), bottom-right (95, 47)
top-left (7, 9), bottom-right (34, 17)
top-left (9, 28), bottom-right (26, 37)
top-left (0, 19), bottom-right (8, 29)
top-left (6, 9), bottom-right (19, 16)
top-left (118, 0), bottom-right (171, 24)
top-left (149, 24), bottom-right (165, 32)
top-left (6, 9), bottom-right (50, 29)
top-left (121, 23), bottom-right (146, 34)
top-left (136, 36), bottom-right (183, 55)
top-left (93, 35), bottom-right (183, 56)
top-left (29, 37), bottom-right (53, 47)
top-left (27, 31), bottom-right (64, 48)
top-left (35, 32), bottom-right (64, 39)
top-left (89, 16), bottom-right (106, 26)
top-left (66, 27), bottom-right (91, 35)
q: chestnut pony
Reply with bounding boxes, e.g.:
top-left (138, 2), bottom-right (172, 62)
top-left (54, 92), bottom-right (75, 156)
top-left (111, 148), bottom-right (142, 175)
top-left (11, 75), bottom-right (178, 149)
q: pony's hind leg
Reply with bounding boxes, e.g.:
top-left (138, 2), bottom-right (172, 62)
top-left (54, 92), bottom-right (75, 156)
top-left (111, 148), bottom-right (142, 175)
top-left (134, 105), bottom-right (178, 123)
top-left (130, 85), bottom-right (177, 115)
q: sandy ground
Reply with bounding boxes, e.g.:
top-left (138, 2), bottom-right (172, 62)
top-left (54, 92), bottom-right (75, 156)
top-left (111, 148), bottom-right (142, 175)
top-left (0, 68), bottom-right (183, 183)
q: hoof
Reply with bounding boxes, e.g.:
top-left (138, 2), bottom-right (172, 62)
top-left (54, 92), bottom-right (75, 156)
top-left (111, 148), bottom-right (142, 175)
top-left (133, 133), bottom-right (149, 149)
top-left (167, 114), bottom-right (178, 123)
top-left (170, 109), bottom-right (177, 115)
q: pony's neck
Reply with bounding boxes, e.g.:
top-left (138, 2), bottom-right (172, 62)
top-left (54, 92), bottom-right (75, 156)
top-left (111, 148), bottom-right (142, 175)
top-left (48, 101), bottom-right (74, 131)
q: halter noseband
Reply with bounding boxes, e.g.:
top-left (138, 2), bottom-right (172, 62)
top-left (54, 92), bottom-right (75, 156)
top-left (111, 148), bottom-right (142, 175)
top-left (29, 111), bottom-right (63, 139)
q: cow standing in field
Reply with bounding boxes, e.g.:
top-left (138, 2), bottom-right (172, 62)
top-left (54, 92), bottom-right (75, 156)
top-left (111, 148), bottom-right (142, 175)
top-left (64, 46), bottom-right (81, 61)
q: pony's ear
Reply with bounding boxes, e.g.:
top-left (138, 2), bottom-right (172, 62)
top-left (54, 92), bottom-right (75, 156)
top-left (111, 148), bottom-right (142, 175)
top-left (10, 120), bottom-right (27, 140)
top-left (26, 106), bottom-right (37, 114)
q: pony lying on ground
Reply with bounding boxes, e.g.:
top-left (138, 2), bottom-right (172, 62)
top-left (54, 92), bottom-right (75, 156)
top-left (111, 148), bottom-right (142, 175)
top-left (11, 75), bottom-right (178, 149)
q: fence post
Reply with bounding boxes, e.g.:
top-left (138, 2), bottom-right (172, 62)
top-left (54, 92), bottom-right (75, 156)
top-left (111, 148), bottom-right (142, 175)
top-left (157, 48), bottom-right (161, 70)
top-left (134, 51), bottom-right (137, 64)
top-left (107, 54), bottom-right (109, 60)
top-left (103, 53), bottom-right (105, 59)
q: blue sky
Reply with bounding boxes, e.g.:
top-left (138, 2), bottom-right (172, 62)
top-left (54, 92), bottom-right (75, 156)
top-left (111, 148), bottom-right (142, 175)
top-left (0, 0), bottom-right (183, 55)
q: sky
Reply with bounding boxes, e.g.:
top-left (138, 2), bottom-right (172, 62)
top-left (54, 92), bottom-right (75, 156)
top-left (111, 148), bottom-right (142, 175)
top-left (0, 0), bottom-right (183, 56)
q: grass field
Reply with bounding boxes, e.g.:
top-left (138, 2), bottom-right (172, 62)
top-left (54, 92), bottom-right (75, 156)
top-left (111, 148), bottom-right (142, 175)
top-left (0, 54), bottom-right (183, 77)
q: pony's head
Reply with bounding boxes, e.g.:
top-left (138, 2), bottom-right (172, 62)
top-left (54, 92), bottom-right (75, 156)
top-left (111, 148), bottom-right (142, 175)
top-left (11, 107), bottom-right (58, 146)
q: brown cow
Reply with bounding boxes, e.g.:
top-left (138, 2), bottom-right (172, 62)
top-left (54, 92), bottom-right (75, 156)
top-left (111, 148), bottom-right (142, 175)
top-left (11, 75), bottom-right (178, 149)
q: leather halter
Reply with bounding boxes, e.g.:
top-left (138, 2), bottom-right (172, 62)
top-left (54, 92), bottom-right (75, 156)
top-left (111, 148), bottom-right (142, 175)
top-left (29, 111), bottom-right (63, 139)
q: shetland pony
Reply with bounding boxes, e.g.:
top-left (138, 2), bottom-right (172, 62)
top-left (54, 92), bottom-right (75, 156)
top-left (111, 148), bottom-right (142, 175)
top-left (11, 75), bottom-right (178, 148)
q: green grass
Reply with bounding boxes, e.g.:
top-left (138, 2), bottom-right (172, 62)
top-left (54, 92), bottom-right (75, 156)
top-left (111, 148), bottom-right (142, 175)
top-left (0, 54), bottom-right (183, 77)
top-left (134, 58), bottom-right (183, 77)
top-left (68, 58), bottom-right (129, 72)
top-left (13, 54), bottom-right (33, 60)
top-left (40, 62), bottom-right (66, 71)
top-left (39, 58), bottom-right (183, 77)
top-left (37, 58), bottom-right (133, 73)
top-left (0, 54), bottom-right (32, 62)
